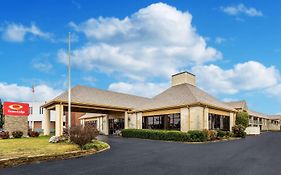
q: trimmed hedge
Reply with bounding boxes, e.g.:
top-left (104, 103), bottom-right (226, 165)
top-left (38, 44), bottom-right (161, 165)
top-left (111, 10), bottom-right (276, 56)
top-left (12, 131), bottom-right (23, 138)
top-left (121, 129), bottom-right (208, 142)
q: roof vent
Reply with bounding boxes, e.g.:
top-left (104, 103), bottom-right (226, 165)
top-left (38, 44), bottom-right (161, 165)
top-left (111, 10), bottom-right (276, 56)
top-left (171, 71), bottom-right (196, 87)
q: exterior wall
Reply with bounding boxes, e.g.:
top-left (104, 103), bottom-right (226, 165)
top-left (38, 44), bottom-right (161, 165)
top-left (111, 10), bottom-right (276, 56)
top-left (102, 115), bottom-right (109, 135)
top-left (229, 112), bottom-right (235, 131)
top-left (65, 112), bottom-right (85, 127)
top-left (128, 113), bottom-right (137, 129)
top-left (245, 126), bottom-right (260, 135)
top-left (180, 107), bottom-right (189, 132)
top-left (28, 102), bottom-right (57, 132)
top-left (143, 108), bottom-right (180, 116)
top-left (3, 116), bottom-right (28, 136)
top-left (189, 106), bottom-right (204, 130)
top-left (136, 112), bottom-right (142, 129)
top-left (203, 107), bottom-right (209, 130)
top-left (171, 72), bottom-right (196, 86)
top-left (249, 116), bottom-right (280, 132)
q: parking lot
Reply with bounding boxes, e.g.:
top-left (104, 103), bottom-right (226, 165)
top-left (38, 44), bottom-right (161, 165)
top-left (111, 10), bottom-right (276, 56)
top-left (1, 132), bottom-right (281, 175)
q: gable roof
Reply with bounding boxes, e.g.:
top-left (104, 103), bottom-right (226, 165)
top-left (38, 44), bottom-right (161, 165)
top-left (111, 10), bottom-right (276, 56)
top-left (136, 83), bottom-right (235, 111)
top-left (248, 109), bottom-right (269, 119)
top-left (44, 85), bottom-right (150, 109)
top-left (225, 100), bottom-right (248, 111)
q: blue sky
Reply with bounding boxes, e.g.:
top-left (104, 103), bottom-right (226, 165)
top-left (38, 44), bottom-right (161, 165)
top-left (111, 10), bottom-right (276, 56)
top-left (0, 0), bottom-right (280, 115)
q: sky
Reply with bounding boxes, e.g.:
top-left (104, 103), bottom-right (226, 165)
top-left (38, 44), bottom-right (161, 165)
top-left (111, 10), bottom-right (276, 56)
top-left (0, 0), bottom-right (280, 115)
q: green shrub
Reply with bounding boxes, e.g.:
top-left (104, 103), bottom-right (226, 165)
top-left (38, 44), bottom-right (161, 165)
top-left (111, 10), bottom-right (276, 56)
top-left (81, 140), bottom-right (109, 150)
top-left (122, 129), bottom-right (209, 142)
top-left (188, 130), bottom-right (208, 142)
top-left (217, 130), bottom-right (226, 139)
top-left (28, 130), bottom-right (40, 137)
top-left (232, 125), bottom-right (246, 138)
top-left (236, 112), bottom-right (249, 128)
top-left (0, 131), bottom-right (9, 139)
top-left (204, 129), bottom-right (217, 141)
top-left (12, 131), bottom-right (23, 138)
top-left (70, 125), bottom-right (99, 149)
top-left (225, 131), bottom-right (234, 138)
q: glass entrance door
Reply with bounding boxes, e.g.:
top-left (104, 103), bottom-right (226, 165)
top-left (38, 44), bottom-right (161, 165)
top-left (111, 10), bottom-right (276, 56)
top-left (109, 118), bottom-right (124, 135)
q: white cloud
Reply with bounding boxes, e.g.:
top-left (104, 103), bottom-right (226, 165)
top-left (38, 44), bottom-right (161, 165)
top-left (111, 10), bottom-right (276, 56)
top-left (2, 23), bottom-right (51, 42)
top-left (0, 83), bottom-right (62, 102)
top-left (192, 61), bottom-right (280, 95)
top-left (215, 37), bottom-right (225, 44)
top-left (32, 62), bottom-right (53, 72)
top-left (266, 84), bottom-right (281, 99)
top-left (108, 82), bottom-right (168, 98)
top-left (220, 4), bottom-right (263, 17)
top-left (59, 3), bottom-right (221, 80)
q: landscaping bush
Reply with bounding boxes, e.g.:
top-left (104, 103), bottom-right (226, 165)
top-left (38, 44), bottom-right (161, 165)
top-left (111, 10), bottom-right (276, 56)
top-left (204, 130), bottom-right (217, 141)
top-left (69, 125), bottom-right (99, 149)
top-left (81, 140), bottom-right (109, 150)
top-left (188, 130), bottom-right (208, 142)
top-left (49, 136), bottom-right (67, 143)
top-left (12, 131), bottom-right (23, 138)
top-left (0, 131), bottom-right (9, 139)
top-left (232, 125), bottom-right (246, 138)
top-left (216, 130), bottom-right (226, 139)
top-left (225, 131), bottom-right (234, 138)
top-left (236, 112), bottom-right (249, 128)
top-left (28, 130), bottom-right (40, 137)
top-left (63, 128), bottom-right (69, 138)
top-left (122, 129), bottom-right (210, 142)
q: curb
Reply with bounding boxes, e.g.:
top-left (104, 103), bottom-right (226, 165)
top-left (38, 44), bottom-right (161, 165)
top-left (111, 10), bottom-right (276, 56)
top-left (0, 145), bottom-right (110, 168)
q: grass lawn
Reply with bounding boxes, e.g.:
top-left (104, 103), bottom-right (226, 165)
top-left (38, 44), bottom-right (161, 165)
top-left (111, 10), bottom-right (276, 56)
top-left (0, 136), bottom-right (79, 160)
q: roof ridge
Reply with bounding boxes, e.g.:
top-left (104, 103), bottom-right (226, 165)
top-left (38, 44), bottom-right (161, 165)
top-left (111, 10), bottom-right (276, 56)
top-left (74, 85), bottom-right (151, 100)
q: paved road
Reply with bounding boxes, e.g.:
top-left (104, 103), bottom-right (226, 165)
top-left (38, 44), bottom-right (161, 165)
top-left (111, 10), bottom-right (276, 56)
top-left (1, 132), bottom-right (281, 175)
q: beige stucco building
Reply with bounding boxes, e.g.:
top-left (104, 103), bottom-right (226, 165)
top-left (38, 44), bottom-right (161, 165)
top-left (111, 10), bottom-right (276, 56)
top-left (42, 72), bottom-right (280, 136)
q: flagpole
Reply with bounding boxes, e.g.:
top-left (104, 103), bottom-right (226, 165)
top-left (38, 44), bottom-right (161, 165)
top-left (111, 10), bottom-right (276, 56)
top-left (68, 32), bottom-right (71, 131)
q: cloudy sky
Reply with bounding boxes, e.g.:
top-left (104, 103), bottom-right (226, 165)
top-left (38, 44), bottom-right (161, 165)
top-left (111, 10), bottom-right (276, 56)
top-left (0, 0), bottom-right (280, 114)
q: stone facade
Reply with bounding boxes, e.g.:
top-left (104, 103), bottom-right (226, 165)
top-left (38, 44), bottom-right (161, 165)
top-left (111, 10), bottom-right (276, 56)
top-left (3, 115), bottom-right (28, 137)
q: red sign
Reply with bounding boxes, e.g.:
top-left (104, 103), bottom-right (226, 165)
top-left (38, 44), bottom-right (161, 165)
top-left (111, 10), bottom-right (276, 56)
top-left (3, 102), bottom-right (30, 116)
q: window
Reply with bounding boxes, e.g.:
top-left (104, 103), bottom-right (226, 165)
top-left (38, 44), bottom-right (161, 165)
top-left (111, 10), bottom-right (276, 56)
top-left (29, 107), bottom-right (33, 114)
top-left (208, 113), bottom-right (230, 131)
top-left (39, 107), bottom-right (44, 114)
top-left (143, 113), bottom-right (180, 130)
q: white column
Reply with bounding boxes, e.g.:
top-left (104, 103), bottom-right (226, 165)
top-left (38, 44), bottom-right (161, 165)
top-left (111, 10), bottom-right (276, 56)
top-left (31, 121), bottom-right (35, 131)
top-left (55, 104), bottom-right (64, 136)
top-left (229, 112), bottom-right (235, 131)
top-left (125, 111), bottom-right (129, 129)
top-left (203, 107), bottom-right (209, 130)
top-left (136, 112), bottom-right (142, 129)
top-left (43, 108), bottom-right (51, 135)
top-left (103, 115), bottom-right (109, 135)
top-left (180, 107), bottom-right (189, 132)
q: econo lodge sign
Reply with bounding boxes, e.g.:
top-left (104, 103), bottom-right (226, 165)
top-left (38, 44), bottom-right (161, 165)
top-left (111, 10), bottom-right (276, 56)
top-left (3, 102), bottom-right (29, 116)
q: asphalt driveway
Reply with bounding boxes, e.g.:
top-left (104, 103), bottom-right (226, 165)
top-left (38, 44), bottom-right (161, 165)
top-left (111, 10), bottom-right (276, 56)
top-left (1, 132), bottom-right (281, 175)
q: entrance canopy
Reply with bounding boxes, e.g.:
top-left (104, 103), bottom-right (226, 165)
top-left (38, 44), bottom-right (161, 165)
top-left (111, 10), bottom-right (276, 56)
top-left (41, 85), bottom-right (150, 136)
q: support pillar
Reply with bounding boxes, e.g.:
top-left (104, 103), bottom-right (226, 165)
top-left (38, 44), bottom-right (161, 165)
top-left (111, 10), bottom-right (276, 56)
top-left (55, 104), bottom-right (64, 136)
top-left (180, 107), bottom-right (189, 132)
top-left (102, 115), bottom-right (109, 135)
top-left (125, 111), bottom-right (129, 129)
top-left (229, 112), bottom-right (235, 131)
top-left (136, 112), bottom-right (142, 129)
top-left (43, 108), bottom-right (51, 135)
top-left (203, 107), bottom-right (209, 130)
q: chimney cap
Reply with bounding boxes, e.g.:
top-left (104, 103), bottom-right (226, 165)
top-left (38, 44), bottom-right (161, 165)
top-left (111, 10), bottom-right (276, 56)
top-left (172, 71), bottom-right (195, 77)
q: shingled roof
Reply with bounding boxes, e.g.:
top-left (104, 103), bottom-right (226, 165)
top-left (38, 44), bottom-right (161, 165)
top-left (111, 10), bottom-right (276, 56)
top-left (225, 100), bottom-right (248, 111)
top-left (136, 83), bottom-right (235, 111)
top-left (44, 85), bottom-right (150, 109)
